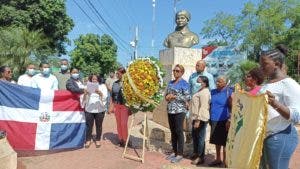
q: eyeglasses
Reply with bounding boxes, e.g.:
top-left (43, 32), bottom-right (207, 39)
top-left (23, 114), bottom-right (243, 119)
top-left (5, 71), bottom-right (12, 74)
top-left (173, 69), bottom-right (181, 73)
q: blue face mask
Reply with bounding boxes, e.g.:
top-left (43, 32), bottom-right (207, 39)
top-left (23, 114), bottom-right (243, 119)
top-left (61, 65), bottom-right (68, 71)
top-left (71, 73), bottom-right (79, 79)
top-left (27, 69), bottom-right (35, 76)
top-left (42, 68), bottom-right (50, 76)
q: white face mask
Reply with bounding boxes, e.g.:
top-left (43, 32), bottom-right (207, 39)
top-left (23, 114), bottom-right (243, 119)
top-left (71, 73), bottom-right (79, 79)
top-left (27, 69), bottom-right (35, 76)
top-left (61, 65), bottom-right (68, 71)
top-left (42, 68), bottom-right (50, 76)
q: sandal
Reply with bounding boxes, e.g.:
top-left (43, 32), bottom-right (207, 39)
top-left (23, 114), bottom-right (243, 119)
top-left (165, 153), bottom-right (176, 160)
top-left (95, 141), bottom-right (101, 148)
top-left (85, 141), bottom-right (91, 148)
top-left (208, 160), bottom-right (222, 167)
top-left (171, 155), bottom-right (183, 163)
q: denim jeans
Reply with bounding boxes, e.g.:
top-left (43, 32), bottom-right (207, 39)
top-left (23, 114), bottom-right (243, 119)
top-left (260, 125), bottom-right (299, 169)
top-left (106, 91), bottom-right (110, 111)
top-left (192, 120), bottom-right (208, 159)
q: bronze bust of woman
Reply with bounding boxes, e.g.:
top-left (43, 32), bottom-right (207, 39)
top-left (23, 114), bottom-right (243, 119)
top-left (164, 10), bottom-right (199, 48)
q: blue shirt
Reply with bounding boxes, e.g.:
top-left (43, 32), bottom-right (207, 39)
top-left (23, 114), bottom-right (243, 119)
top-left (210, 87), bottom-right (233, 121)
top-left (189, 70), bottom-right (216, 96)
top-left (166, 79), bottom-right (191, 114)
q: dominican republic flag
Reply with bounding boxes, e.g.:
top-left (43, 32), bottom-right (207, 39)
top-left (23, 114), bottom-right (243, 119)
top-left (0, 81), bottom-right (85, 150)
top-left (202, 45), bottom-right (218, 59)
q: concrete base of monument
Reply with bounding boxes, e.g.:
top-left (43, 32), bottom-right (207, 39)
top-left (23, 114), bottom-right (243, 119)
top-left (130, 119), bottom-right (216, 157)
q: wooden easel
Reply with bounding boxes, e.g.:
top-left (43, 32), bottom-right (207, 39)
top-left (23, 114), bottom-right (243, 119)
top-left (122, 113), bottom-right (149, 163)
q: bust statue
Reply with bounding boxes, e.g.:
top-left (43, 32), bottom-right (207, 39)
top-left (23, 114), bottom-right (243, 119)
top-left (164, 10), bottom-right (199, 48)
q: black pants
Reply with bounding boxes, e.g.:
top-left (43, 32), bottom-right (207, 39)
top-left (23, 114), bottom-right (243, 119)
top-left (168, 113), bottom-right (185, 156)
top-left (85, 111), bottom-right (105, 141)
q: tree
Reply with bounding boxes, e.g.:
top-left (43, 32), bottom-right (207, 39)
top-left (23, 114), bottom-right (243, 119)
top-left (227, 60), bottom-right (259, 86)
top-left (70, 34), bottom-right (118, 76)
top-left (283, 4), bottom-right (300, 76)
top-left (0, 0), bottom-right (74, 55)
top-left (240, 0), bottom-right (294, 60)
top-left (99, 34), bottom-right (118, 73)
top-left (0, 27), bottom-right (52, 76)
top-left (201, 0), bottom-right (300, 77)
top-left (201, 12), bottom-right (239, 46)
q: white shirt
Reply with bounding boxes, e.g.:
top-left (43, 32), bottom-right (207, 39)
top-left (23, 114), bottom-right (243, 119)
top-left (261, 78), bottom-right (300, 136)
top-left (31, 73), bottom-right (58, 90)
top-left (82, 84), bottom-right (108, 113)
top-left (18, 74), bottom-right (34, 87)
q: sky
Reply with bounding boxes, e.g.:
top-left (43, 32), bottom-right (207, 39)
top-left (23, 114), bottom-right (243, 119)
top-left (66, 0), bottom-right (258, 65)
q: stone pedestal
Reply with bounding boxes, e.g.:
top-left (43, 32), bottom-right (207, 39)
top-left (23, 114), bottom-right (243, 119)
top-left (159, 47), bottom-right (202, 83)
top-left (153, 47), bottom-right (202, 129)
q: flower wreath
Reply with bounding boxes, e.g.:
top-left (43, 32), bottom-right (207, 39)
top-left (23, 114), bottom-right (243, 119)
top-left (122, 57), bottom-right (165, 113)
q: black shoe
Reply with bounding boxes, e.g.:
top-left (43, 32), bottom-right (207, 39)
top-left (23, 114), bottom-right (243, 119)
top-left (208, 160), bottom-right (222, 167)
top-left (119, 141), bottom-right (125, 147)
top-left (190, 153), bottom-right (198, 160)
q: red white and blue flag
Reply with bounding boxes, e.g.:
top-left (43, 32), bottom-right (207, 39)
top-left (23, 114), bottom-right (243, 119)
top-left (0, 81), bottom-right (85, 150)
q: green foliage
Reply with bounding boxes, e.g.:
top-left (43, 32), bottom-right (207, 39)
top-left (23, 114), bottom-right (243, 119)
top-left (70, 34), bottom-right (118, 76)
top-left (0, 27), bottom-right (52, 77)
top-left (201, 0), bottom-right (300, 76)
top-left (201, 12), bottom-right (239, 46)
top-left (0, 0), bottom-right (74, 54)
top-left (227, 60), bottom-right (259, 86)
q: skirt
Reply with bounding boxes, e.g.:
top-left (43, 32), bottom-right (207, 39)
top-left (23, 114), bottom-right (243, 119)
top-left (209, 120), bottom-right (228, 146)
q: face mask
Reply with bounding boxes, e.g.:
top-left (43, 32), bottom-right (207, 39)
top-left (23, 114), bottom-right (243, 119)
top-left (27, 69), bottom-right (35, 76)
top-left (71, 73), bottom-right (79, 79)
top-left (42, 68), bottom-right (50, 76)
top-left (196, 83), bottom-right (202, 90)
top-left (61, 65), bottom-right (68, 71)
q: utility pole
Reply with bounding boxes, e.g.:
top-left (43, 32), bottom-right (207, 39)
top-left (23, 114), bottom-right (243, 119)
top-left (130, 26), bottom-right (138, 60)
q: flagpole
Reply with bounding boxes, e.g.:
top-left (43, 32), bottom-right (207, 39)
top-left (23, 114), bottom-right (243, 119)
top-left (173, 0), bottom-right (177, 28)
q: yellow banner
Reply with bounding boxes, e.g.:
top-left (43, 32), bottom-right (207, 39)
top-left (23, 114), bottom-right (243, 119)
top-left (226, 91), bottom-right (268, 169)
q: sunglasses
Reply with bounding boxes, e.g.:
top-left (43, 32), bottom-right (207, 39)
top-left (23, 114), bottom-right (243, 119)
top-left (6, 71), bottom-right (12, 74)
top-left (173, 69), bottom-right (181, 73)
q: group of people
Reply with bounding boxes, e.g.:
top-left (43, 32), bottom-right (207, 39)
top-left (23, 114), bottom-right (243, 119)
top-left (0, 60), bottom-right (131, 149)
top-left (164, 60), bottom-right (233, 165)
top-left (0, 44), bottom-right (299, 169)
top-left (164, 45), bottom-right (300, 169)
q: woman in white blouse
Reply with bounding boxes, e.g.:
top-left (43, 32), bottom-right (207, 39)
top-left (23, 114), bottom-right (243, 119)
top-left (82, 74), bottom-right (108, 148)
top-left (259, 44), bottom-right (300, 169)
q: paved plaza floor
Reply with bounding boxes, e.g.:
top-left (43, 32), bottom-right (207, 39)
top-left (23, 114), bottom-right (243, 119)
top-left (17, 113), bottom-right (300, 169)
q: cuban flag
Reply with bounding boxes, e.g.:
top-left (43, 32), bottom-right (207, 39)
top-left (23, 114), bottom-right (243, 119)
top-left (0, 81), bottom-right (85, 150)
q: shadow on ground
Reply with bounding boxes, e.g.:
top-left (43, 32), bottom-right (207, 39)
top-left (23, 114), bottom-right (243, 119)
top-left (16, 147), bottom-right (82, 157)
